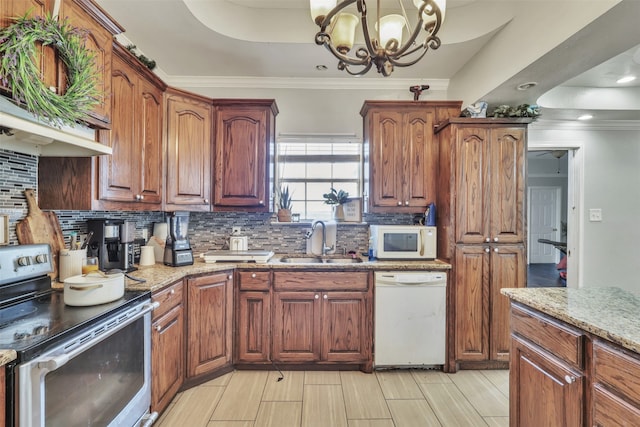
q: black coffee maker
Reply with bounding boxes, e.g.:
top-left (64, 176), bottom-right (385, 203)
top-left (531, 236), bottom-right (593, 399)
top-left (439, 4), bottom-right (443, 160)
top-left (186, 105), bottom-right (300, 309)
top-left (87, 219), bottom-right (137, 272)
top-left (164, 211), bottom-right (194, 266)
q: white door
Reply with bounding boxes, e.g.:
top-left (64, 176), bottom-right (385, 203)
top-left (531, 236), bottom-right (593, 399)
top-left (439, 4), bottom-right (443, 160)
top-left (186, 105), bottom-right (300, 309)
top-left (529, 186), bottom-right (562, 263)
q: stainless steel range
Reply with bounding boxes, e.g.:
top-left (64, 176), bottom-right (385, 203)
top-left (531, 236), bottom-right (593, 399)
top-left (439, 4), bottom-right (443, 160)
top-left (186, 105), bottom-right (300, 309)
top-left (0, 244), bottom-right (157, 426)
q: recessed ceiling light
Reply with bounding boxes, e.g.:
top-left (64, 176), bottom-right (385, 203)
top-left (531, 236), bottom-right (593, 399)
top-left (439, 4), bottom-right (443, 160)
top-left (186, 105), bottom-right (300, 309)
top-left (577, 114), bottom-right (593, 121)
top-left (516, 82), bottom-right (537, 91)
top-left (616, 75), bottom-right (636, 84)
top-left (316, 65), bottom-right (328, 71)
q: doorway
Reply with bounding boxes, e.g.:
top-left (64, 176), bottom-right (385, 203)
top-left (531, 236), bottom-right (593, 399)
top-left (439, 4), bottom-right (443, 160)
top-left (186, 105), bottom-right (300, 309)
top-left (526, 147), bottom-right (580, 288)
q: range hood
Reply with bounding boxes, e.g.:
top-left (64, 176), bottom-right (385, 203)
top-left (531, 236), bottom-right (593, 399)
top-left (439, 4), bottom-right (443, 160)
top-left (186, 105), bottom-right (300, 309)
top-left (0, 96), bottom-right (112, 157)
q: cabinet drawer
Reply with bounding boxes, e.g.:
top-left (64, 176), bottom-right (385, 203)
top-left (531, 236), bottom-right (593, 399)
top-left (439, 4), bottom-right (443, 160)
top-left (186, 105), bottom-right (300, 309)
top-left (238, 270), bottom-right (271, 291)
top-left (593, 384), bottom-right (640, 426)
top-left (152, 280), bottom-right (184, 320)
top-left (273, 271), bottom-right (369, 291)
top-left (593, 339), bottom-right (640, 407)
top-left (511, 304), bottom-right (584, 369)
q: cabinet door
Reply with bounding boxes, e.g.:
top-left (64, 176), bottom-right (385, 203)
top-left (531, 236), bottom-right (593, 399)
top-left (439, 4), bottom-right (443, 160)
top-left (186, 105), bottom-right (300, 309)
top-left (100, 55), bottom-right (137, 202)
top-left (165, 93), bottom-right (212, 211)
top-left (454, 245), bottom-right (489, 361)
top-left (237, 291), bottom-right (271, 362)
top-left (151, 304), bottom-right (184, 414)
top-left (370, 110), bottom-right (405, 209)
top-left (61, 0), bottom-right (112, 125)
top-left (455, 127), bottom-right (490, 244)
top-left (510, 335), bottom-right (584, 427)
top-left (489, 127), bottom-right (526, 243)
top-left (214, 107), bottom-right (268, 210)
top-left (137, 77), bottom-right (163, 205)
top-left (321, 292), bottom-right (369, 362)
top-left (272, 291), bottom-right (321, 362)
top-left (186, 272), bottom-right (233, 378)
top-left (403, 109), bottom-right (436, 208)
top-left (593, 385), bottom-right (640, 426)
top-left (489, 244), bottom-right (525, 361)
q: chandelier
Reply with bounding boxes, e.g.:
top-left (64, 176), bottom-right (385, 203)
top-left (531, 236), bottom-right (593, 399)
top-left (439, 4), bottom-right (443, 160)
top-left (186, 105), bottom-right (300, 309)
top-left (310, 0), bottom-right (446, 76)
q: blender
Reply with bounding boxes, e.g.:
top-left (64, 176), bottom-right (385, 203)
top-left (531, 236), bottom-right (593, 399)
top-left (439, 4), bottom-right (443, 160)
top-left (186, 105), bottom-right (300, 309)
top-left (163, 211), bottom-right (194, 266)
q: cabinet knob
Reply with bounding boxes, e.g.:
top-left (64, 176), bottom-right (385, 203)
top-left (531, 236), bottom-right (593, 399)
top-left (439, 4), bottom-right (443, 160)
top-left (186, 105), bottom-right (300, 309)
top-left (494, 248), bottom-right (499, 252)
top-left (259, 200), bottom-right (264, 205)
top-left (494, 237), bottom-right (499, 242)
top-left (564, 375), bottom-right (576, 384)
top-left (485, 248), bottom-right (490, 253)
top-left (405, 201), bottom-right (409, 206)
top-left (315, 294), bottom-right (319, 299)
top-left (485, 237), bottom-right (490, 242)
top-left (170, 289), bottom-right (175, 295)
top-left (228, 275), bottom-right (233, 280)
top-left (323, 294), bottom-right (328, 299)
top-left (135, 194), bottom-right (140, 201)
top-left (397, 201), bottom-right (402, 206)
top-left (155, 325), bottom-right (162, 332)
top-left (204, 199), bottom-right (210, 204)
top-left (251, 273), bottom-right (256, 278)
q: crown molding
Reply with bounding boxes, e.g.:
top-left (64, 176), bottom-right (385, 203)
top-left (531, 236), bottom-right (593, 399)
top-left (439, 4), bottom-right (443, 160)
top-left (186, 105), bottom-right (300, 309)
top-left (531, 118), bottom-right (640, 131)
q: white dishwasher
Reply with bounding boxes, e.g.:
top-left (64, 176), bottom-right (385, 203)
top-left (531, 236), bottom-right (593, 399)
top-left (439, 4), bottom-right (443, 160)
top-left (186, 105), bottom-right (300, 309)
top-left (374, 271), bottom-right (447, 368)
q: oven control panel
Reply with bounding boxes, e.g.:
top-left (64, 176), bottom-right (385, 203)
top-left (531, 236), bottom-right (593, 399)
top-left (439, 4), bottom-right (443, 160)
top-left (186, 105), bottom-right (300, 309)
top-left (0, 244), bottom-right (53, 285)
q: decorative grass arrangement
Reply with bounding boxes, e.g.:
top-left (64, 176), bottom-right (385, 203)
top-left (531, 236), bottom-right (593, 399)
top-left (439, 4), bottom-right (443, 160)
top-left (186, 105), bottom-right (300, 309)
top-left (0, 13), bottom-right (100, 127)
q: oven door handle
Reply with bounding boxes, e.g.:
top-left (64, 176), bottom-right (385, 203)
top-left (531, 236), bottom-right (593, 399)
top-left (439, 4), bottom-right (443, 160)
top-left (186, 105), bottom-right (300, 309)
top-left (37, 354), bottom-right (70, 372)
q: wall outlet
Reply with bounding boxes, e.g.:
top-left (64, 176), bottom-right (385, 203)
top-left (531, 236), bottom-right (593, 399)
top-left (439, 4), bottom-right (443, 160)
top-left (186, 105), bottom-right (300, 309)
top-left (589, 208), bottom-right (603, 222)
top-left (232, 226), bottom-right (242, 235)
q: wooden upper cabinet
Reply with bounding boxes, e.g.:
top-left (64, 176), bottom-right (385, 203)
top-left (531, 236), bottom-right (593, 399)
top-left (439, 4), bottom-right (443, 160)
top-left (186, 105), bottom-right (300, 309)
top-left (361, 101), bottom-right (462, 213)
top-left (452, 123), bottom-right (527, 244)
top-left (60, 0), bottom-right (123, 127)
top-left (97, 45), bottom-right (164, 208)
top-left (213, 100), bottom-right (278, 212)
top-left (164, 88), bottom-right (213, 211)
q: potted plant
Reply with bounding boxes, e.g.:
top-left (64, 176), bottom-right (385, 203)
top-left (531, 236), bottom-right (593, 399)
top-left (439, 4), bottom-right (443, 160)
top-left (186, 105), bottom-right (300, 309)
top-left (276, 185), bottom-right (293, 222)
top-left (323, 188), bottom-right (349, 221)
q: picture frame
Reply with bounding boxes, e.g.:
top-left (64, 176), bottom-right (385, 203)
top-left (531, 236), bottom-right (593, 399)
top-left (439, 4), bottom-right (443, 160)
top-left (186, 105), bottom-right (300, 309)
top-left (342, 198), bottom-right (362, 222)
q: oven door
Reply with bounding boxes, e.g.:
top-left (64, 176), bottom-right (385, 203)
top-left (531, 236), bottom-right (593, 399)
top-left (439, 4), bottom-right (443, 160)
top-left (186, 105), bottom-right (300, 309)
top-left (16, 301), bottom-right (155, 427)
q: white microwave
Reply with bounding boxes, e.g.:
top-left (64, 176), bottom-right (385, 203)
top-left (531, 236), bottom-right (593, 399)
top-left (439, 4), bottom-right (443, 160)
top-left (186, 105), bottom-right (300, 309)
top-left (369, 225), bottom-right (437, 260)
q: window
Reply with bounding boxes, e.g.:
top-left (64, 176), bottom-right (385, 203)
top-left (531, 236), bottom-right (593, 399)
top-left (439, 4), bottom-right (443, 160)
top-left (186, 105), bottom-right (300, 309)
top-left (277, 135), bottom-right (361, 220)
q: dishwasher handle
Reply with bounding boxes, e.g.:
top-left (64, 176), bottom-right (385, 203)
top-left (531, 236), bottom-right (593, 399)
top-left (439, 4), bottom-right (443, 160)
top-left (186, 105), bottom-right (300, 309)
top-left (375, 272), bottom-right (446, 285)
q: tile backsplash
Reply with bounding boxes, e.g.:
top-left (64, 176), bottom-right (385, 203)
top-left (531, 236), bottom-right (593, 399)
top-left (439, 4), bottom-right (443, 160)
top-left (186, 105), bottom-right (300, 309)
top-left (1, 148), bottom-right (415, 254)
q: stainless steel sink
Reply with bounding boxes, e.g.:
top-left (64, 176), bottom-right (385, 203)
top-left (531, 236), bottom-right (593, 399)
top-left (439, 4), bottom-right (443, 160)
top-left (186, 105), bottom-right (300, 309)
top-left (278, 257), bottom-right (323, 263)
top-left (277, 256), bottom-right (363, 264)
top-left (324, 258), bottom-right (363, 264)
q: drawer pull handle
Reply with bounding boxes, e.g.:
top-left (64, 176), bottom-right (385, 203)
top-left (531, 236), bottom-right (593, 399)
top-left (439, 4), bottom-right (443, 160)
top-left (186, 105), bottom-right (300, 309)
top-left (564, 375), bottom-right (576, 384)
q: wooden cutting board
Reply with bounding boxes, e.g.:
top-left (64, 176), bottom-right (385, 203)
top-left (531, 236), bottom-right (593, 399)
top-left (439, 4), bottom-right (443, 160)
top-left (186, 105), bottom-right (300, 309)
top-left (16, 189), bottom-right (66, 280)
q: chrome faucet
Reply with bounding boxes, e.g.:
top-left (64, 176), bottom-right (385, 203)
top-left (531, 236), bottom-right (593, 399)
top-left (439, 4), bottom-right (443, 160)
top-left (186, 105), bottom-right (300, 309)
top-left (306, 220), bottom-right (334, 255)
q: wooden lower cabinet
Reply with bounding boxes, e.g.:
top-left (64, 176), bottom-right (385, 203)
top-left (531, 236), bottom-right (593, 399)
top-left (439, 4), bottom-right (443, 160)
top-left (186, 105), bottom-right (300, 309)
top-left (271, 271), bottom-right (371, 369)
top-left (236, 270), bottom-right (271, 363)
top-left (510, 335), bottom-right (584, 427)
top-left (508, 302), bottom-right (640, 426)
top-left (592, 339), bottom-right (640, 426)
top-left (186, 271), bottom-right (234, 378)
top-left (151, 280), bottom-right (184, 414)
top-left (454, 244), bottom-right (525, 366)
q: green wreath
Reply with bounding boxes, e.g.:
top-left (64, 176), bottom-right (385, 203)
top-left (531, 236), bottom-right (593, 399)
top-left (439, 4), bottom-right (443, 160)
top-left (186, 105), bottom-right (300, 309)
top-left (0, 13), bottom-right (100, 127)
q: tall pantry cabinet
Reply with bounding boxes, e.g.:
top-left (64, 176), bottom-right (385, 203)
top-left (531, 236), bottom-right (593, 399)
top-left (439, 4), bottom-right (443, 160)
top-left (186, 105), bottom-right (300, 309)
top-left (435, 118), bottom-right (531, 371)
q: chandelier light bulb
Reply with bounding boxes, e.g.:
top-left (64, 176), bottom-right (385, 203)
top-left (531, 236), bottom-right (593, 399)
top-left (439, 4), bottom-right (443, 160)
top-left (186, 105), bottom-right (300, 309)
top-left (377, 14), bottom-right (406, 51)
top-left (332, 13), bottom-right (359, 54)
top-left (310, 0), bottom-right (338, 25)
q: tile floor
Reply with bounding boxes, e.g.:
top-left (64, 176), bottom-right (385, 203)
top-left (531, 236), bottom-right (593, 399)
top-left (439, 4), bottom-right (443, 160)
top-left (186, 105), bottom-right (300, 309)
top-left (156, 369), bottom-right (510, 427)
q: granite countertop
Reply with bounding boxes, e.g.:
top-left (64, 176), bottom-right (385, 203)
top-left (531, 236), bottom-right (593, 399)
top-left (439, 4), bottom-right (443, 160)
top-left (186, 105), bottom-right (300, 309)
top-left (502, 287), bottom-right (640, 354)
top-left (53, 255), bottom-right (451, 293)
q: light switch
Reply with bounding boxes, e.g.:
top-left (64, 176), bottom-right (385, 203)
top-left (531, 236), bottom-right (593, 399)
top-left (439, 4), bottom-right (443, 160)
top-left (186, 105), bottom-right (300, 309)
top-left (589, 208), bottom-right (602, 222)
